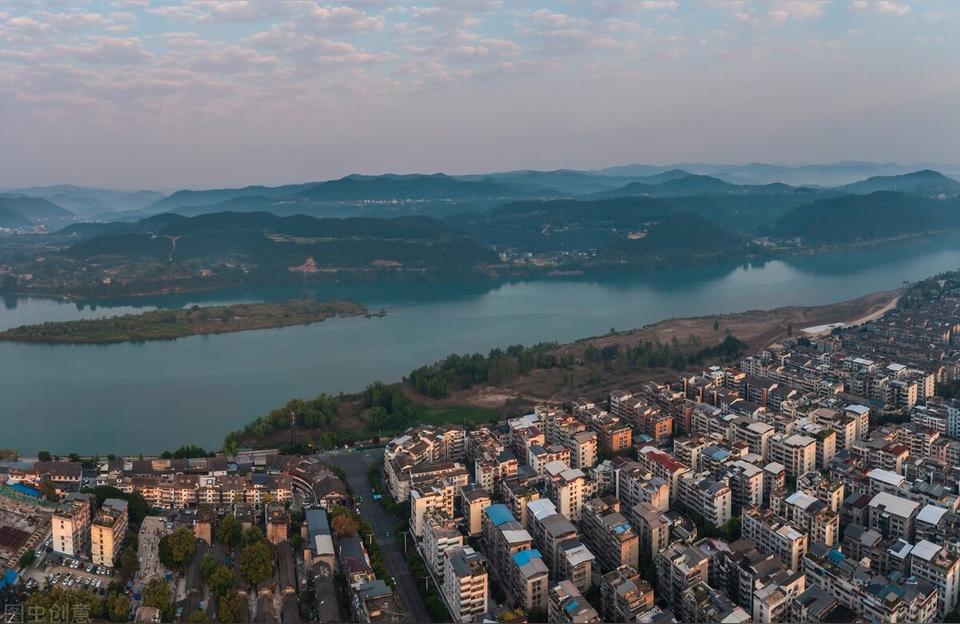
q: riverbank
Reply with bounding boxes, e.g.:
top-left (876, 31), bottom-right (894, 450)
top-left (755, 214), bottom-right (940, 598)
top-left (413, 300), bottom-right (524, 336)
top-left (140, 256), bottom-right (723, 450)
top-left (227, 286), bottom-right (905, 452)
top-left (0, 299), bottom-right (371, 344)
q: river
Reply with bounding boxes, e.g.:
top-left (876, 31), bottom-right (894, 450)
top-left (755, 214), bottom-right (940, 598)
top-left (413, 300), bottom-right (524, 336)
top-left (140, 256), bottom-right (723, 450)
top-left (4, 238), bottom-right (960, 454)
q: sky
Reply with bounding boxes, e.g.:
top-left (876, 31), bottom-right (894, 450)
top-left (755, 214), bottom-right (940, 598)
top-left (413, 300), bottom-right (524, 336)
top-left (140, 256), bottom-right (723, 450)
top-left (1, 0), bottom-right (958, 190)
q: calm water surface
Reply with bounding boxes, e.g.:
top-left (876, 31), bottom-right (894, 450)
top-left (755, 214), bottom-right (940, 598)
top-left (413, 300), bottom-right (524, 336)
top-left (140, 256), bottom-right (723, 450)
top-left (5, 238), bottom-right (960, 454)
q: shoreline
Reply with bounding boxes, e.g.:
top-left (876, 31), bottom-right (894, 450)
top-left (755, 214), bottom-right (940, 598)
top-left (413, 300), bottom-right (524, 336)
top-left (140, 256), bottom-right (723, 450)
top-left (0, 299), bottom-right (374, 345)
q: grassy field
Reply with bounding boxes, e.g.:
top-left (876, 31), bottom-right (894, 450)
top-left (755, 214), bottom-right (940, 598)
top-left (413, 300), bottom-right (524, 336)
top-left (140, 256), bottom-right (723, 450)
top-left (415, 404), bottom-right (501, 427)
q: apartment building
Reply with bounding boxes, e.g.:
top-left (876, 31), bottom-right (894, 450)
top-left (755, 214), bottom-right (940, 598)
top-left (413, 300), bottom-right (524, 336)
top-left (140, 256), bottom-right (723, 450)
top-left (410, 481), bottom-right (455, 538)
top-left (600, 565), bottom-right (655, 624)
top-left (777, 490), bottom-right (840, 547)
top-left (656, 541), bottom-right (710, 612)
top-left (868, 492), bottom-right (920, 541)
top-left (732, 420), bottom-right (775, 462)
top-left (52, 493), bottom-right (94, 558)
top-left (580, 496), bottom-right (639, 573)
top-left (544, 460), bottom-right (594, 522)
top-left (804, 543), bottom-right (938, 624)
top-left (511, 549), bottom-right (549, 612)
top-left (527, 499), bottom-right (578, 578)
top-left (443, 546), bottom-right (489, 624)
top-left (91, 498), bottom-right (128, 567)
top-left (726, 460), bottom-right (764, 513)
top-left (631, 501), bottom-right (670, 561)
top-left (676, 472), bottom-right (732, 527)
top-left (742, 507), bottom-right (808, 572)
top-left (423, 515), bottom-right (464, 578)
top-left (769, 434), bottom-right (817, 478)
top-left (548, 580), bottom-right (601, 624)
top-left (909, 539), bottom-right (960, 620)
top-left (462, 487), bottom-right (491, 537)
top-left (557, 539), bottom-right (595, 592)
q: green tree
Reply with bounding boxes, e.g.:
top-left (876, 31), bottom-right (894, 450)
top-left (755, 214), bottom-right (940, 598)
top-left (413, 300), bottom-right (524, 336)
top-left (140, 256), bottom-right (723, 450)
top-left (38, 479), bottom-right (57, 502)
top-left (142, 578), bottom-right (174, 622)
top-left (118, 544), bottom-right (139, 583)
top-left (242, 526), bottom-right (266, 546)
top-left (18, 549), bottom-right (36, 569)
top-left (23, 587), bottom-right (103, 623)
top-left (188, 610), bottom-right (208, 623)
top-left (158, 527), bottom-right (196, 571)
top-left (207, 565), bottom-right (236, 598)
top-left (217, 591), bottom-right (248, 624)
top-left (105, 592), bottom-right (132, 623)
top-left (216, 515), bottom-right (242, 548)
top-left (199, 554), bottom-right (218, 581)
top-left (238, 542), bottom-right (272, 589)
top-left (37, 451), bottom-right (52, 462)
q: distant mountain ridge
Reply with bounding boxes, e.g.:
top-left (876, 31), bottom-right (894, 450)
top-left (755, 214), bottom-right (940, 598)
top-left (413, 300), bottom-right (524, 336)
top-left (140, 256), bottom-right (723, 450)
top-left (765, 191), bottom-right (960, 244)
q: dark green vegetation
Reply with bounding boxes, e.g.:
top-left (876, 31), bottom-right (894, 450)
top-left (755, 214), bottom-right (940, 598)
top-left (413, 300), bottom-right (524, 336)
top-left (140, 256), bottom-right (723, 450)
top-left (765, 192), bottom-right (960, 245)
top-left (899, 268), bottom-right (960, 309)
top-left (227, 333), bottom-right (746, 451)
top-left (0, 300), bottom-right (367, 344)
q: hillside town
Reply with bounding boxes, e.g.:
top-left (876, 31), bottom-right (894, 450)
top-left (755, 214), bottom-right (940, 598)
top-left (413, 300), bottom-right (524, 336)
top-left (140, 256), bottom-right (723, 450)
top-left (4, 286), bottom-right (960, 623)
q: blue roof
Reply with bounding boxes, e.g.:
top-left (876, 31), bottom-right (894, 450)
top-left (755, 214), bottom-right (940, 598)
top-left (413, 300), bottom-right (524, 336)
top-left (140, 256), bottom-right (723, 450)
top-left (512, 549), bottom-right (542, 567)
top-left (305, 509), bottom-right (330, 538)
top-left (565, 600), bottom-right (579, 613)
top-left (9, 483), bottom-right (40, 497)
top-left (827, 550), bottom-right (846, 565)
top-left (484, 504), bottom-right (514, 527)
top-left (0, 570), bottom-right (18, 589)
top-left (705, 447), bottom-right (730, 460)
top-left (613, 523), bottom-right (631, 534)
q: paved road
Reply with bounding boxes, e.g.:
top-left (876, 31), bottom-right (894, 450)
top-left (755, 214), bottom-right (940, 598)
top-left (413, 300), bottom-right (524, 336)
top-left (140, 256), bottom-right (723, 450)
top-left (322, 450), bottom-right (433, 624)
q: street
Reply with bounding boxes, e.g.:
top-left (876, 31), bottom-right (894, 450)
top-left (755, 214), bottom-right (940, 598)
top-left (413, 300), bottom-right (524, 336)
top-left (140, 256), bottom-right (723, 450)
top-left (321, 449), bottom-right (433, 624)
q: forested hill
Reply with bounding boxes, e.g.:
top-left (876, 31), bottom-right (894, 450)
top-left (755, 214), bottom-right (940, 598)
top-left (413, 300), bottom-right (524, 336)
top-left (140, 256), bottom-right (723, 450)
top-left (63, 211), bottom-right (497, 274)
top-left (764, 192), bottom-right (960, 244)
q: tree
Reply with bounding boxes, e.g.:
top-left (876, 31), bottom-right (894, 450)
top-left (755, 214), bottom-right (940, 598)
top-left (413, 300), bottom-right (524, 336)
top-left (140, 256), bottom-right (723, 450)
top-left (37, 451), bottom-right (52, 462)
top-left (216, 515), bottom-right (242, 548)
top-left (24, 587), bottom-right (104, 623)
top-left (238, 541), bottom-right (272, 588)
top-left (242, 526), bottom-right (266, 546)
top-left (217, 592), bottom-right (248, 624)
top-left (158, 527), bottom-right (196, 571)
top-left (105, 592), bottom-right (132, 623)
top-left (118, 545), bottom-right (139, 583)
top-left (331, 514), bottom-right (358, 538)
top-left (18, 549), bottom-right (36, 569)
top-left (207, 565), bottom-right (236, 598)
top-left (38, 479), bottom-right (57, 502)
top-left (142, 578), bottom-right (174, 622)
top-left (199, 554), bottom-right (218, 581)
top-left (188, 610), bottom-right (208, 623)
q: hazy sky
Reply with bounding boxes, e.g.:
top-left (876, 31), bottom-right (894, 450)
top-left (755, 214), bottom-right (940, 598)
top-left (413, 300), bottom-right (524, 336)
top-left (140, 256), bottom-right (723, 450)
top-left (1, 0), bottom-right (958, 189)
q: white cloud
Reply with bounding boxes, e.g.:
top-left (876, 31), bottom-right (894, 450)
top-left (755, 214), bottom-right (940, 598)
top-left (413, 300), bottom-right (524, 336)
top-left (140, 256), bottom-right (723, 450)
top-left (850, 1), bottom-right (911, 16)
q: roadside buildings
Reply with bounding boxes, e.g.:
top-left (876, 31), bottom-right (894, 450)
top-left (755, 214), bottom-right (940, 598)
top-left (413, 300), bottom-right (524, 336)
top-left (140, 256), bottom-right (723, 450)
top-left (742, 507), bottom-right (808, 572)
top-left (443, 546), bottom-right (489, 623)
top-left (676, 472), bottom-right (732, 527)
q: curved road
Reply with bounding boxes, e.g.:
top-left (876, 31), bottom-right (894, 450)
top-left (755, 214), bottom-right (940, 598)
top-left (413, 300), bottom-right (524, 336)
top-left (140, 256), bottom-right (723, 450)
top-left (321, 449), bottom-right (433, 624)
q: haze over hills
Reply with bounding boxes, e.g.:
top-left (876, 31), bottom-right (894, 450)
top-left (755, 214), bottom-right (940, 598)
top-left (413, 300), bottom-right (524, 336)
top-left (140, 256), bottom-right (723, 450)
top-left (3, 162), bottom-right (960, 299)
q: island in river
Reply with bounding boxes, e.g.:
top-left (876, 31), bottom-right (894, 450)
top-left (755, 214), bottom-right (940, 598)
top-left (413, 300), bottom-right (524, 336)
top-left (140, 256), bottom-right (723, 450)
top-left (0, 299), bottom-right (373, 344)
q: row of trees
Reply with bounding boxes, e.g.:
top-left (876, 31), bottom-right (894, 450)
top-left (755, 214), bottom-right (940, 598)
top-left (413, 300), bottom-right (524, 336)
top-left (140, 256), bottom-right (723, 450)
top-left (407, 343), bottom-right (563, 398)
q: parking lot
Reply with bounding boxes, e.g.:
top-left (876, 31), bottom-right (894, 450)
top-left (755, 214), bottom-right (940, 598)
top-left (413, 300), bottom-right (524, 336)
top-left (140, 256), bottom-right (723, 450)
top-left (24, 542), bottom-right (116, 595)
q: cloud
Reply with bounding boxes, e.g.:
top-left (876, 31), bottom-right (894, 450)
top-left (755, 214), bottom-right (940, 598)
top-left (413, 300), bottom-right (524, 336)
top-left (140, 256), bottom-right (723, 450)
top-left (850, 1), bottom-right (910, 16)
top-left (54, 36), bottom-right (151, 65)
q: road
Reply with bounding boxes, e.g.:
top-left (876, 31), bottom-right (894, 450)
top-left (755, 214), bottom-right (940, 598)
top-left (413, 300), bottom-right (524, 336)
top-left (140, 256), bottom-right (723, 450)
top-left (321, 449), bottom-right (433, 624)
